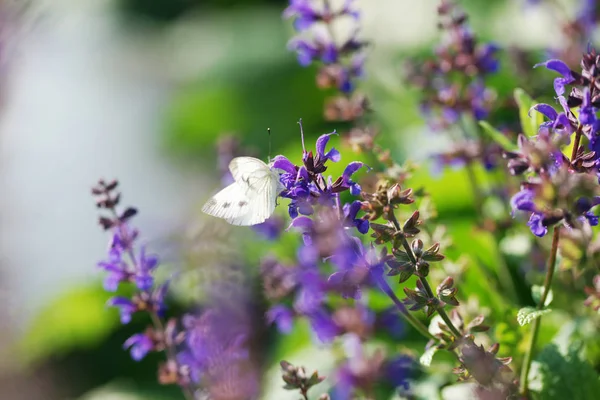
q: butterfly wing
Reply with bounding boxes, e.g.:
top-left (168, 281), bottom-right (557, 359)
top-left (202, 157), bottom-right (282, 226)
top-left (201, 181), bottom-right (252, 223)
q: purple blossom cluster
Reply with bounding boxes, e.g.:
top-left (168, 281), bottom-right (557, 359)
top-left (261, 128), bottom-right (415, 397)
top-left (506, 50), bottom-right (600, 236)
top-left (285, 0), bottom-right (365, 93)
top-left (92, 180), bottom-right (170, 359)
top-left (93, 180), bottom-right (259, 400)
top-left (285, 0), bottom-right (368, 123)
top-left (85, 1), bottom-right (600, 399)
top-left (406, 0), bottom-right (499, 129)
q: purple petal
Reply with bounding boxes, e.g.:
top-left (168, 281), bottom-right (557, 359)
top-left (527, 213), bottom-right (548, 237)
top-left (266, 305), bottom-right (294, 333)
top-left (534, 59), bottom-right (575, 95)
top-left (307, 310), bottom-right (340, 343)
top-left (529, 103), bottom-right (558, 121)
top-left (316, 132), bottom-right (338, 159)
top-left (124, 333), bottom-right (153, 361)
top-left (342, 162), bottom-right (365, 183)
top-left (290, 216), bottom-right (313, 230)
top-left (271, 155), bottom-right (297, 174)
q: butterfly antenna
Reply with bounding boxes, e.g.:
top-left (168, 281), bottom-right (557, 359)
top-left (267, 127), bottom-right (272, 163)
top-left (298, 118), bottom-right (306, 152)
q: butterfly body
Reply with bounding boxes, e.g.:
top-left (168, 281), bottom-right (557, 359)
top-left (202, 157), bottom-right (284, 226)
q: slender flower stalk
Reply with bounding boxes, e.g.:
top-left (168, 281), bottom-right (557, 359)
top-left (519, 226), bottom-right (560, 396)
top-left (387, 208), bottom-right (464, 339)
top-left (373, 272), bottom-right (435, 341)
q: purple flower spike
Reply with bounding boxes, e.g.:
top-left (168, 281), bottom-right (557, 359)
top-left (534, 59), bottom-right (576, 96)
top-left (124, 333), bottom-right (154, 361)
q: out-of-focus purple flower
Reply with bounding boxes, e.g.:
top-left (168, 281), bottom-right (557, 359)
top-left (97, 249), bottom-right (130, 292)
top-left (332, 333), bottom-right (412, 398)
top-left (284, 0), bottom-right (365, 97)
top-left (288, 36), bottom-right (338, 66)
top-left (294, 268), bottom-right (326, 314)
top-left (307, 309), bottom-right (341, 343)
top-left (108, 296), bottom-right (137, 324)
top-left (383, 355), bottom-right (413, 391)
top-left (510, 188), bottom-right (536, 214)
top-left (253, 215), bottom-right (285, 240)
top-left (284, 0), bottom-right (360, 32)
top-left (527, 213), bottom-right (548, 237)
top-left (284, 0), bottom-right (320, 31)
top-left (124, 333), bottom-right (154, 361)
top-left (135, 246), bottom-right (158, 291)
top-left (376, 307), bottom-right (406, 339)
top-left (267, 305), bottom-right (295, 334)
top-left (177, 292), bottom-right (259, 397)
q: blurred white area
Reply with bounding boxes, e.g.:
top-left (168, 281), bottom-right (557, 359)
top-left (0, 0), bottom-right (209, 331)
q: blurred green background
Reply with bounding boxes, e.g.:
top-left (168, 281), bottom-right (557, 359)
top-left (0, 0), bottom-right (595, 399)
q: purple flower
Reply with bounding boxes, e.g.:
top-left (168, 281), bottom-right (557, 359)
top-left (315, 132), bottom-right (341, 163)
top-left (294, 268), bottom-right (326, 314)
top-left (107, 296), bottom-right (137, 324)
top-left (343, 200), bottom-right (369, 234)
top-left (534, 59), bottom-right (577, 96)
top-left (124, 333), bottom-right (154, 361)
top-left (377, 307), bottom-right (406, 339)
top-left (253, 215), bottom-right (285, 240)
top-left (477, 43), bottom-right (500, 74)
top-left (283, 0), bottom-right (320, 31)
top-left (97, 248), bottom-right (130, 291)
top-left (288, 37), bottom-right (338, 66)
top-left (307, 309), bottom-right (341, 343)
top-left (340, 162), bottom-right (365, 195)
top-left (383, 355), bottom-right (413, 391)
top-left (266, 305), bottom-right (295, 333)
top-left (527, 212), bottom-right (548, 237)
top-left (135, 246), bottom-right (158, 291)
top-left (510, 188), bottom-right (536, 214)
top-left (530, 97), bottom-right (577, 137)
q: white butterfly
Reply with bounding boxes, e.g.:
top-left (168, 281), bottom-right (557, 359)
top-left (202, 157), bottom-right (285, 226)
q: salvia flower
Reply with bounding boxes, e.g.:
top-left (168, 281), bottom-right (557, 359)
top-left (405, 0), bottom-right (499, 129)
top-left (505, 48), bottom-right (600, 236)
top-left (284, 0), bottom-right (368, 107)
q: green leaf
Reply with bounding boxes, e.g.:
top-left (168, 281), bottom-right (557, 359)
top-left (517, 307), bottom-right (552, 326)
top-left (514, 88), bottom-right (543, 137)
top-left (531, 285), bottom-right (553, 307)
top-left (529, 343), bottom-right (600, 400)
top-left (17, 284), bottom-right (119, 365)
top-left (479, 121), bottom-right (517, 151)
top-left (420, 346), bottom-right (438, 367)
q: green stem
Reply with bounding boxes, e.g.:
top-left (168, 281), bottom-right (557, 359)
top-left (493, 229), bottom-right (520, 304)
top-left (519, 226), bottom-right (560, 397)
top-left (374, 273), bottom-right (436, 341)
